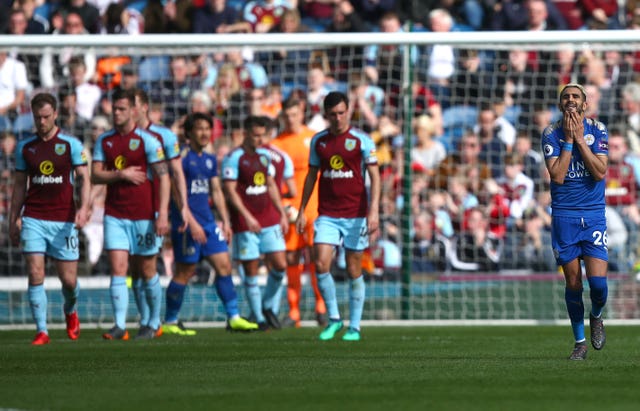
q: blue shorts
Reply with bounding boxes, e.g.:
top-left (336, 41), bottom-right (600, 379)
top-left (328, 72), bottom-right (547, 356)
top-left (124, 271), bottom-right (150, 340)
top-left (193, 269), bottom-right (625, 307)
top-left (104, 215), bottom-right (160, 256)
top-left (21, 216), bottom-right (79, 261)
top-left (551, 215), bottom-right (608, 265)
top-left (314, 216), bottom-right (369, 251)
top-left (172, 221), bottom-right (228, 264)
top-left (232, 224), bottom-right (285, 261)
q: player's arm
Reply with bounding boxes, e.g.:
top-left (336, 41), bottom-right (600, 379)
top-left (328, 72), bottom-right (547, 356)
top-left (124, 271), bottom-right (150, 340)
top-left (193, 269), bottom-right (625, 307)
top-left (151, 160), bottom-right (171, 236)
top-left (8, 170), bottom-right (27, 246)
top-left (91, 161), bottom-right (147, 185)
top-left (210, 175), bottom-right (232, 241)
top-left (223, 179), bottom-right (261, 233)
top-left (545, 148), bottom-right (573, 185)
top-left (282, 176), bottom-right (297, 199)
top-left (169, 157), bottom-right (189, 231)
top-left (366, 162), bottom-right (381, 240)
top-left (73, 164), bottom-right (92, 229)
top-left (266, 174), bottom-right (288, 234)
top-left (295, 165), bottom-right (319, 233)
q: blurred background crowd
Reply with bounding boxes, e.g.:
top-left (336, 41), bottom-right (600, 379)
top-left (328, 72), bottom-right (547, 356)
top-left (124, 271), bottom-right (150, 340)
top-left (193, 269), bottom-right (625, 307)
top-left (2, 0), bottom-right (640, 278)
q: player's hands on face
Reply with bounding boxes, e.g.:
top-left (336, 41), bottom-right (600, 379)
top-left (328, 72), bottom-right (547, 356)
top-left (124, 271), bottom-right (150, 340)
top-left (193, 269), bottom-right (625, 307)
top-left (121, 166), bottom-right (147, 185)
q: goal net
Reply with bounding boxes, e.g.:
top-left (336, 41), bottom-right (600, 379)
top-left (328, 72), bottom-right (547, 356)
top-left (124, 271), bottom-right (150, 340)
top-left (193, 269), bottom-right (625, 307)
top-left (1, 31), bottom-right (640, 327)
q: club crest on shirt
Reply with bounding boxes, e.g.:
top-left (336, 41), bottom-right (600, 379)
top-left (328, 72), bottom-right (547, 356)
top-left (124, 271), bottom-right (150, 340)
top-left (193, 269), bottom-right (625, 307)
top-left (345, 138), bottom-right (356, 151)
top-left (129, 139), bottom-right (140, 151)
top-left (585, 134), bottom-right (595, 146)
top-left (206, 159), bottom-right (213, 170)
top-left (55, 144), bottom-right (66, 155)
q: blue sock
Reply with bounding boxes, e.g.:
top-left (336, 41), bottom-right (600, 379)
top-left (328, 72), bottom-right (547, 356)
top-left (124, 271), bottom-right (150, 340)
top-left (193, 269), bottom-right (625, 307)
top-left (165, 280), bottom-right (186, 323)
top-left (110, 276), bottom-right (129, 330)
top-left (244, 276), bottom-right (265, 323)
top-left (215, 275), bottom-right (239, 318)
top-left (565, 287), bottom-right (585, 342)
top-left (132, 277), bottom-right (149, 327)
top-left (61, 283), bottom-right (79, 315)
top-left (348, 276), bottom-right (366, 331)
top-left (588, 276), bottom-right (608, 318)
top-left (144, 273), bottom-right (162, 330)
top-left (317, 272), bottom-right (340, 321)
top-left (262, 269), bottom-right (284, 312)
top-left (28, 284), bottom-right (48, 333)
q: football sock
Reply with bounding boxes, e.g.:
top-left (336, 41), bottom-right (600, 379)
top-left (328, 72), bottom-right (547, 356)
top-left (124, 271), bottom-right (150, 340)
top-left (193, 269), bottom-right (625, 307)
top-left (317, 272), bottom-right (340, 321)
top-left (565, 287), bottom-right (585, 342)
top-left (588, 276), bottom-right (608, 318)
top-left (28, 284), bottom-right (48, 333)
top-left (165, 280), bottom-right (186, 324)
top-left (110, 276), bottom-right (129, 330)
top-left (263, 269), bottom-right (284, 313)
top-left (244, 275), bottom-right (265, 323)
top-left (62, 282), bottom-right (79, 315)
top-left (348, 275), bottom-right (366, 331)
top-left (144, 273), bottom-right (162, 330)
top-left (214, 275), bottom-right (239, 318)
top-left (132, 277), bottom-right (150, 327)
top-left (310, 264), bottom-right (326, 315)
top-left (286, 264), bottom-right (303, 321)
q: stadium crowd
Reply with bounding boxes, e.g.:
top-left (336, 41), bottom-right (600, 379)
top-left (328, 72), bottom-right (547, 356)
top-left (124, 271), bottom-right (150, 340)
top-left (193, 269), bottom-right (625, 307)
top-left (3, 0), bottom-right (640, 279)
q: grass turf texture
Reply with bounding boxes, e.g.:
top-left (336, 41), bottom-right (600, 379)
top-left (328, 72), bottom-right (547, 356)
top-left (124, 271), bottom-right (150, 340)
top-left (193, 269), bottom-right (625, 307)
top-left (1, 326), bottom-right (639, 411)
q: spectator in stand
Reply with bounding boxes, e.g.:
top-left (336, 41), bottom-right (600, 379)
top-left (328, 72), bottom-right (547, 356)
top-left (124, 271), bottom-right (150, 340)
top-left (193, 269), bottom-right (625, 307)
top-left (325, 0), bottom-right (368, 82)
top-left (11, 0), bottom-right (48, 34)
top-left (475, 105), bottom-right (509, 178)
top-left (207, 50), bottom-right (269, 92)
top-left (450, 49), bottom-right (494, 108)
top-left (411, 210), bottom-right (448, 273)
top-left (474, 102), bottom-right (517, 150)
top-left (363, 11), bottom-right (417, 106)
top-left (620, 82), bottom-right (640, 154)
top-left (351, 0), bottom-right (396, 30)
top-left (491, 0), bottom-right (568, 31)
top-left (192, 0), bottom-right (251, 33)
top-left (243, 0), bottom-right (294, 33)
top-left (305, 65), bottom-right (332, 131)
top-left (101, 2), bottom-right (144, 34)
top-left (581, 0), bottom-right (622, 29)
top-left (410, 114), bottom-right (446, 176)
top-left (149, 55), bottom-right (202, 126)
top-left (40, 12), bottom-right (96, 90)
top-left (451, 207), bottom-right (502, 272)
top-left (207, 63), bottom-right (242, 122)
top-left (514, 130), bottom-right (544, 185)
top-left (5, 9), bottom-right (42, 89)
top-left (57, 0), bottom-right (101, 34)
top-left (263, 8), bottom-right (312, 86)
top-left (348, 70), bottom-right (384, 132)
top-left (549, 45), bottom-right (581, 94)
top-left (445, 174), bottom-right (479, 230)
top-left (0, 51), bottom-right (30, 136)
top-left (118, 63), bottom-right (139, 91)
top-left (171, 90), bottom-right (224, 148)
top-left (496, 153), bottom-right (536, 226)
top-left (605, 128), bottom-right (640, 270)
top-left (432, 129), bottom-right (492, 194)
top-left (426, 9), bottom-right (456, 105)
top-left (299, 0), bottom-right (337, 31)
top-left (143, 0), bottom-right (193, 33)
top-left (57, 84), bottom-right (90, 142)
top-left (68, 56), bottom-right (101, 122)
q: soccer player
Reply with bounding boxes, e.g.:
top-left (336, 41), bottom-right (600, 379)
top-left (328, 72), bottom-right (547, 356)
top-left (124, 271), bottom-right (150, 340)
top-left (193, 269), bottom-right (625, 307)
top-left (222, 115), bottom-right (288, 330)
top-left (163, 112), bottom-right (258, 334)
top-left (295, 91), bottom-right (380, 341)
top-left (542, 83), bottom-right (609, 360)
top-left (133, 89), bottom-right (189, 335)
top-left (271, 97), bottom-right (327, 328)
top-left (92, 88), bottom-right (170, 340)
top-left (9, 92), bottom-right (91, 345)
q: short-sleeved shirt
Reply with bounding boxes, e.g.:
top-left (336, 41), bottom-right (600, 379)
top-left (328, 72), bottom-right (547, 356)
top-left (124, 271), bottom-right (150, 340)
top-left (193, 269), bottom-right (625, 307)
top-left (93, 127), bottom-right (165, 220)
top-left (15, 130), bottom-right (87, 222)
top-left (146, 123), bottom-right (180, 212)
top-left (262, 143), bottom-right (294, 193)
top-left (221, 146), bottom-right (280, 232)
top-left (171, 148), bottom-right (217, 228)
top-left (541, 118), bottom-right (608, 218)
top-left (309, 127), bottom-right (378, 218)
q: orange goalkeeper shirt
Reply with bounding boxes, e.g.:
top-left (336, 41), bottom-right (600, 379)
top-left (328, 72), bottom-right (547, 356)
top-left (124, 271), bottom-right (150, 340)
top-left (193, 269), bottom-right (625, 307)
top-left (272, 126), bottom-right (319, 220)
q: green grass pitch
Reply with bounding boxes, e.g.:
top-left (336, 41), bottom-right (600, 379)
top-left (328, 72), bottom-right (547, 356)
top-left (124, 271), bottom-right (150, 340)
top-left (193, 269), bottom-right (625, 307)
top-left (1, 326), bottom-right (639, 411)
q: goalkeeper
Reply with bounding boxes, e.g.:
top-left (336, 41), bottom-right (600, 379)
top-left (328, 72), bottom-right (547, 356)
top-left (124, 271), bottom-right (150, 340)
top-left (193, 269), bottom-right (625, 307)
top-left (163, 113), bottom-right (258, 334)
top-left (542, 83), bottom-right (609, 360)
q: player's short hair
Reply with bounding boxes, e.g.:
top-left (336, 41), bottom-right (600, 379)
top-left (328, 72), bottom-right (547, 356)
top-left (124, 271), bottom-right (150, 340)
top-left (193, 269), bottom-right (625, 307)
top-left (112, 88), bottom-right (136, 105)
top-left (559, 83), bottom-right (587, 103)
top-left (134, 88), bottom-right (150, 105)
top-left (30, 92), bottom-right (57, 112)
top-left (244, 115), bottom-right (272, 131)
top-left (184, 112), bottom-right (212, 134)
top-left (323, 91), bottom-right (349, 113)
